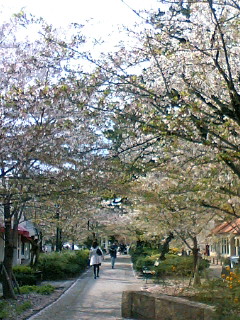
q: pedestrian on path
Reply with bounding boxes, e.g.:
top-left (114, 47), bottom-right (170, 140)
top-left (109, 242), bottom-right (118, 269)
top-left (89, 240), bottom-right (103, 279)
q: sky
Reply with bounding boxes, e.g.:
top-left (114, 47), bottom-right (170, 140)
top-left (0, 0), bottom-right (161, 69)
top-left (0, 0), bottom-right (159, 44)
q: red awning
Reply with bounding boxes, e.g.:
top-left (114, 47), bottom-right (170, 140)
top-left (18, 225), bottom-right (31, 237)
top-left (0, 223), bottom-right (30, 238)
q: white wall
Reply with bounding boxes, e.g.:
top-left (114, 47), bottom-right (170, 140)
top-left (21, 241), bottom-right (31, 261)
top-left (13, 234), bottom-right (21, 266)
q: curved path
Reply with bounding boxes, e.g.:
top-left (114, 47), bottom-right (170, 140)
top-left (28, 255), bottom-right (143, 320)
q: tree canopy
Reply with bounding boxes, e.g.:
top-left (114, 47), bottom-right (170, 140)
top-left (1, 0), bottom-right (240, 297)
top-left (87, 0), bottom-right (240, 220)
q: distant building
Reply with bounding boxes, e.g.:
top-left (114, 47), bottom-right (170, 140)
top-left (0, 219), bottom-right (40, 266)
top-left (208, 218), bottom-right (240, 262)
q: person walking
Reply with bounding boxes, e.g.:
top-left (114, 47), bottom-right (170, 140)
top-left (89, 240), bottom-right (103, 279)
top-left (109, 242), bottom-right (118, 269)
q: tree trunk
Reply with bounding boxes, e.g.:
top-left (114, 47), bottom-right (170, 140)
top-left (2, 201), bottom-right (16, 299)
top-left (192, 236), bottom-right (201, 286)
top-left (159, 232), bottom-right (174, 260)
top-left (30, 240), bottom-right (40, 268)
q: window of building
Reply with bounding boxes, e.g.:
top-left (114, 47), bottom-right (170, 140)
top-left (221, 238), bottom-right (229, 254)
top-left (210, 244), bottom-right (216, 253)
top-left (21, 242), bottom-right (25, 256)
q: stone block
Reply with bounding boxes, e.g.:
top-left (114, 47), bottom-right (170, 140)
top-left (122, 291), bottom-right (216, 320)
top-left (132, 291), bottom-right (155, 319)
top-left (122, 291), bottom-right (133, 318)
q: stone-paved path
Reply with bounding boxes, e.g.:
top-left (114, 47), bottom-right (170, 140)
top-left (27, 255), bottom-right (143, 320)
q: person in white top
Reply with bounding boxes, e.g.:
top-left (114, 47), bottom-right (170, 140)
top-left (89, 240), bottom-right (103, 279)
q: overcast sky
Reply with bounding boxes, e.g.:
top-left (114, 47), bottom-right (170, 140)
top-left (0, 0), bottom-right (160, 53)
top-left (0, 0), bottom-right (163, 66)
top-left (0, 0), bottom-right (159, 30)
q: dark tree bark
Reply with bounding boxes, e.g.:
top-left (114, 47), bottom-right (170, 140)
top-left (159, 232), bottom-right (174, 260)
top-left (2, 200), bottom-right (16, 299)
top-left (30, 239), bottom-right (40, 268)
top-left (192, 236), bottom-right (201, 286)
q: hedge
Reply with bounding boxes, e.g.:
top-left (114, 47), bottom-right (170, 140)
top-left (37, 249), bottom-right (89, 280)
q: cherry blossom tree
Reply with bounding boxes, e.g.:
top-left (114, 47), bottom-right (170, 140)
top-left (123, 145), bottom-right (228, 284)
top-left (81, 0), bottom-right (240, 240)
top-left (1, 0), bottom-right (240, 297)
top-left (0, 16), bottom-right (109, 298)
top-left (91, 0), bottom-right (240, 188)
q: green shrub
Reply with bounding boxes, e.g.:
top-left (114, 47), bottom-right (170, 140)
top-left (37, 253), bottom-right (66, 280)
top-left (16, 273), bottom-right (38, 286)
top-left (154, 255), bottom-right (209, 277)
top-left (16, 284), bottom-right (55, 295)
top-left (0, 301), bottom-right (9, 318)
top-left (35, 284), bottom-right (55, 295)
top-left (130, 247), bottom-right (209, 278)
top-left (17, 285), bottom-right (37, 294)
top-left (75, 250), bottom-right (89, 267)
top-left (13, 265), bottom-right (40, 285)
top-left (13, 265), bottom-right (33, 274)
top-left (37, 249), bottom-right (89, 280)
top-left (135, 255), bottom-right (157, 272)
top-left (192, 276), bottom-right (240, 319)
top-left (16, 301), bottom-right (32, 314)
top-left (130, 246), bottom-right (158, 265)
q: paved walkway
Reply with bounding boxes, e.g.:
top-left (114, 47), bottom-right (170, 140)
top-left (207, 264), bottom-right (222, 278)
top-left (0, 256), bottom-right (223, 319)
top-left (27, 255), bottom-right (143, 320)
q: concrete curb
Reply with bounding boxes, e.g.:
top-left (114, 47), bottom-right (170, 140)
top-left (26, 268), bottom-right (91, 319)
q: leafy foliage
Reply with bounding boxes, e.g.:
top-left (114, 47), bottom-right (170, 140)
top-left (131, 245), bottom-right (209, 277)
top-left (16, 284), bottom-right (55, 295)
top-left (0, 14), bottom-right (111, 298)
top-left (13, 265), bottom-right (33, 274)
top-left (193, 268), bottom-right (240, 319)
top-left (0, 301), bottom-right (9, 318)
top-left (1, 0), bottom-right (240, 301)
top-left (15, 301), bottom-right (32, 314)
top-left (13, 265), bottom-right (41, 286)
top-left (37, 250), bottom-right (89, 280)
top-left (90, 0), bottom-right (240, 225)
top-left (0, 299), bottom-right (32, 318)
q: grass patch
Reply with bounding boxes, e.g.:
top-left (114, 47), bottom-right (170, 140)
top-left (0, 300), bottom-right (32, 319)
top-left (0, 299), bottom-right (32, 319)
top-left (0, 284), bottom-right (56, 319)
top-left (16, 284), bottom-right (55, 295)
top-left (0, 300), bottom-right (9, 318)
top-left (36, 284), bottom-right (55, 295)
top-left (16, 301), bottom-right (32, 314)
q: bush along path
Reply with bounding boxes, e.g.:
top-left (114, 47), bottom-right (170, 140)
top-left (130, 245), bottom-right (240, 320)
top-left (0, 250), bottom-right (89, 320)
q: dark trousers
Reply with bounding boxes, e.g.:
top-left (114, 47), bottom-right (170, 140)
top-left (111, 256), bottom-right (116, 268)
top-left (93, 264), bottom-right (100, 277)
